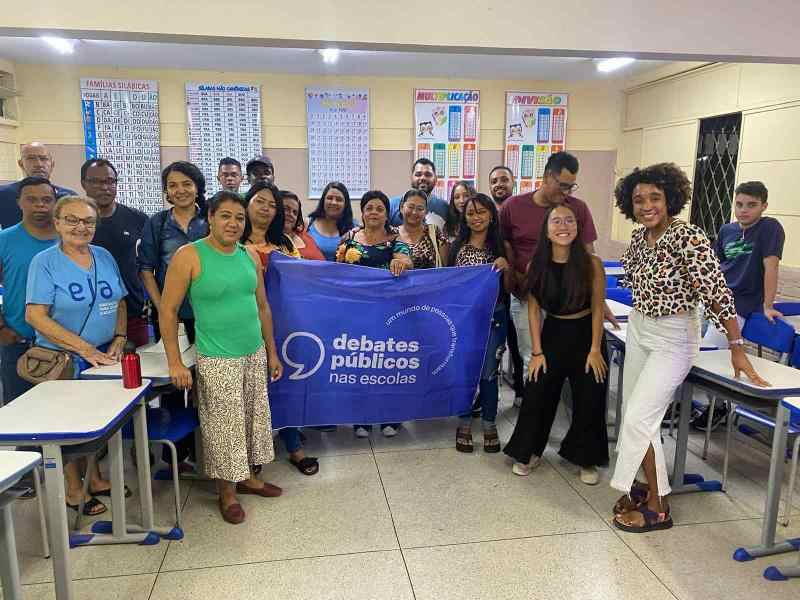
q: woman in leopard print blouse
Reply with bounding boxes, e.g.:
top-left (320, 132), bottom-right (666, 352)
top-left (610, 163), bottom-right (766, 534)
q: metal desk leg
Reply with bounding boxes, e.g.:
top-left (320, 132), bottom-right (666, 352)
top-left (0, 493), bottom-right (23, 600)
top-left (735, 403), bottom-right (800, 561)
top-left (42, 444), bottom-right (74, 600)
top-left (671, 382), bottom-right (722, 494)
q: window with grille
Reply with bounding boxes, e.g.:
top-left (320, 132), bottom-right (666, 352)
top-left (690, 113), bottom-right (742, 240)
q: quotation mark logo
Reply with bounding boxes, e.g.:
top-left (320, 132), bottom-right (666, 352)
top-left (281, 332), bottom-right (325, 380)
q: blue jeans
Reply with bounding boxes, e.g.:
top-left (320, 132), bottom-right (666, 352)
top-left (279, 427), bottom-right (302, 454)
top-left (463, 303), bottom-right (508, 423)
top-left (1, 340), bottom-right (34, 405)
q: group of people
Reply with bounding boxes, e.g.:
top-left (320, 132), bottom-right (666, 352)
top-left (0, 141), bottom-right (783, 530)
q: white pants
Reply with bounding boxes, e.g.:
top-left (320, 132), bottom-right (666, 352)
top-left (610, 310), bottom-right (700, 497)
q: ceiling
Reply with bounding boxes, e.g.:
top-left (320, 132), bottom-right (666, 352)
top-left (0, 37), bottom-right (667, 81)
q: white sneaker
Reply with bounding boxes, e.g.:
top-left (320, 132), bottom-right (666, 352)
top-left (511, 456), bottom-right (541, 476)
top-left (381, 425), bottom-right (398, 437)
top-left (580, 466), bottom-right (600, 485)
top-left (354, 427), bottom-right (370, 438)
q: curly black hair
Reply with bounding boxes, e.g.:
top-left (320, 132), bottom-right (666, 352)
top-left (614, 163), bottom-right (691, 222)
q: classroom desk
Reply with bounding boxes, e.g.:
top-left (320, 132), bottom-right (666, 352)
top-left (607, 299), bottom-right (632, 321)
top-left (0, 451), bottom-right (41, 600)
top-left (0, 380), bottom-right (153, 600)
top-left (681, 351), bottom-right (800, 564)
top-left (81, 344), bottom-right (197, 384)
top-left (764, 396), bottom-right (800, 581)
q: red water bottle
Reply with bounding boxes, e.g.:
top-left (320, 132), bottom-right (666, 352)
top-left (121, 341), bottom-right (142, 388)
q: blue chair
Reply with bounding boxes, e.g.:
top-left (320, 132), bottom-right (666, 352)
top-left (603, 260), bottom-right (622, 268)
top-left (606, 287), bottom-right (633, 306)
top-left (775, 302), bottom-right (800, 317)
top-left (121, 406), bottom-right (199, 532)
top-left (606, 275), bottom-right (618, 288)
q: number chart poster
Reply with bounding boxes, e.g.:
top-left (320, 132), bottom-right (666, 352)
top-left (504, 92), bottom-right (568, 195)
top-left (414, 89), bottom-right (480, 201)
top-left (80, 78), bottom-right (162, 214)
top-left (186, 83), bottom-right (263, 196)
top-left (306, 88), bottom-right (370, 198)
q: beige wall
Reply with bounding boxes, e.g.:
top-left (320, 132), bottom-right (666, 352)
top-left (609, 63), bottom-right (800, 299)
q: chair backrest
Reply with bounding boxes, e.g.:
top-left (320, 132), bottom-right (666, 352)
top-left (606, 287), bottom-right (633, 306)
top-left (791, 338), bottom-right (800, 369)
top-left (774, 301), bottom-right (800, 317)
top-left (742, 313), bottom-right (795, 358)
top-left (606, 275), bottom-right (618, 288)
top-left (603, 260), bottom-right (622, 268)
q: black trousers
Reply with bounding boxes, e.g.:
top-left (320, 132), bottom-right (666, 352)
top-left (504, 314), bottom-right (609, 468)
top-left (506, 310), bottom-right (524, 396)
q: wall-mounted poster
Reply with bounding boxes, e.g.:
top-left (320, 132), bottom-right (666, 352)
top-left (80, 78), bottom-right (162, 214)
top-left (306, 88), bottom-right (370, 198)
top-left (414, 89), bottom-right (480, 202)
top-left (186, 83), bottom-right (263, 195)
top-left (503, 92), bottom-right (568, 194)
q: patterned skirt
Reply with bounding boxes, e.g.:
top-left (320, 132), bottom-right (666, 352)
top-left (195, 345), bottom-right (275, 482)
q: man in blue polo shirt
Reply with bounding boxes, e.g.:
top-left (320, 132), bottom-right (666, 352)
top-left (0, 143), bottom-right (76, 229)
top-left (388, 158), bottom-right (449, 227)
top-left (0, 177), bottom-right (58, 403)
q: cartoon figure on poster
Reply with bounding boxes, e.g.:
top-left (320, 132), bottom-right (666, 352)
top-left (508, 123), bottom-right (523, 140)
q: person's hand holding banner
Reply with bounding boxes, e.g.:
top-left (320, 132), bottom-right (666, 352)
top-left (269, 351), bottom-right (284, 382)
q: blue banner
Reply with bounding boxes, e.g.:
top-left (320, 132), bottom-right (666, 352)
top-left (266, 254), bottom-right (499, 428)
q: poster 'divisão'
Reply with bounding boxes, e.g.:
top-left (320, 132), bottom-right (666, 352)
top-left (414, 89), bottom-right (480, 203)
top-left (503, 92), bottom-right (568, 194)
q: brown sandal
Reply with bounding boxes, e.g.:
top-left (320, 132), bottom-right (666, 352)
top-left (483, 429), bottom-right (500, 453)
top-left (456, 427), bottom-right (473, 453)
top-left (612, 481), bottom-right (649, 515)
top-left (219, 498), bottom-right (245, 524)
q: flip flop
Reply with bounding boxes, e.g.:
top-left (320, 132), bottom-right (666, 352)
top-left (613, 506), bottom-right (673, 533)
top-left (66, 497), bottom-right (107, 517)
top-left (289, 456), bottom-right (319, 476)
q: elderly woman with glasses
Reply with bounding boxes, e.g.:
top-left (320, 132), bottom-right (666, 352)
top-left (26, 195), bottom-right (129, 517)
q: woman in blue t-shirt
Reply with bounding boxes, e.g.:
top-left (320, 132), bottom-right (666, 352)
top-left (307, 181), bottom-right (357, 261)
top-left (26, 195), bottom-right (129, 517)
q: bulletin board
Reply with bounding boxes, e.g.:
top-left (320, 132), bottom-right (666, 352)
top-left (503, 92), bottom-right (568, 194)
top-left (414, 89), bottom-right (480, 201)
top-left (80, 78), bottom-right (163, 214)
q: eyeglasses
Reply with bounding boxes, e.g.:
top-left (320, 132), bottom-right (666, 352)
top-left (552, 177), bottom-right (579, 193)
top-left (550, 216), bottom-right (577, 226)
top-left (84, 177), bottom-right (118, 186)
top-left (60, 215), bottom-right (97, 228)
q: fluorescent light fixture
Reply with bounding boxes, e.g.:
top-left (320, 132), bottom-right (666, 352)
top-left (41, 36), bottom-right (77, 55)
top-left (318, 48), bottom-right (340, 64)
top-left (596, 57), bottom-right (635, 73)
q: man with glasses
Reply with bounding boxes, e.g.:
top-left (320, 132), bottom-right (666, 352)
top-left (81, 158), bottom-right (150, 346)
top-left (0, 142), bottom-right (77, 229)
top-left (499, 152), bottom-right (601, 398)
top-left (0, 177), bottom-right (58, 404)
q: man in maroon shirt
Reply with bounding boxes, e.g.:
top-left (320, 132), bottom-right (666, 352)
top-left (500, 152), bottom-right (615, 391)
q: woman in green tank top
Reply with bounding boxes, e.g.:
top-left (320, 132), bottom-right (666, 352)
top-left (160, 191), bottom-right (284, 525)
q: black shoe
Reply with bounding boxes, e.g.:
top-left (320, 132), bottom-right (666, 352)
top-left (691, 404), bottom-right (728, 432)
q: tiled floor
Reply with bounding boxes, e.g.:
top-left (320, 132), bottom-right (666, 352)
top-left (5, 378), bottom-right (800, 600)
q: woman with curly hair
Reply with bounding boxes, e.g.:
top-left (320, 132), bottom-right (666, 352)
top-left (610, 163), bottom-right (767, 533)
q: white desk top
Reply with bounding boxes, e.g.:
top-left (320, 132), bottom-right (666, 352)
top-left (81, 346), bottom-right (196, 382)
top-left (0, 451), bottom-right (41, 493)
top-left (781, 315), bottom-right (800, 333)
top-left (607, 299), bottom-right (632, 319)
top-left (0, 379), bottom-right (151, 443)
top-left (604, 321), bottom-right (718, 351)
top-left (605, 266), bottom-right (626, 277)
top-left (691, 350), bottom-right (800, 399)
top-left (782, 397), bottom-right (800, 413)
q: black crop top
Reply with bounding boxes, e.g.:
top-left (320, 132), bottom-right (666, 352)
top-left (533, 261), bottom-right (591, 316)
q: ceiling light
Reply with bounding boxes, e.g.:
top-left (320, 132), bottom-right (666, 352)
top-left (318, 48), bottom-right (340, 64)
top-left (596, 57), bottom-right (635, 73)
top-left (41, 36), bottom-right (77, 55)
